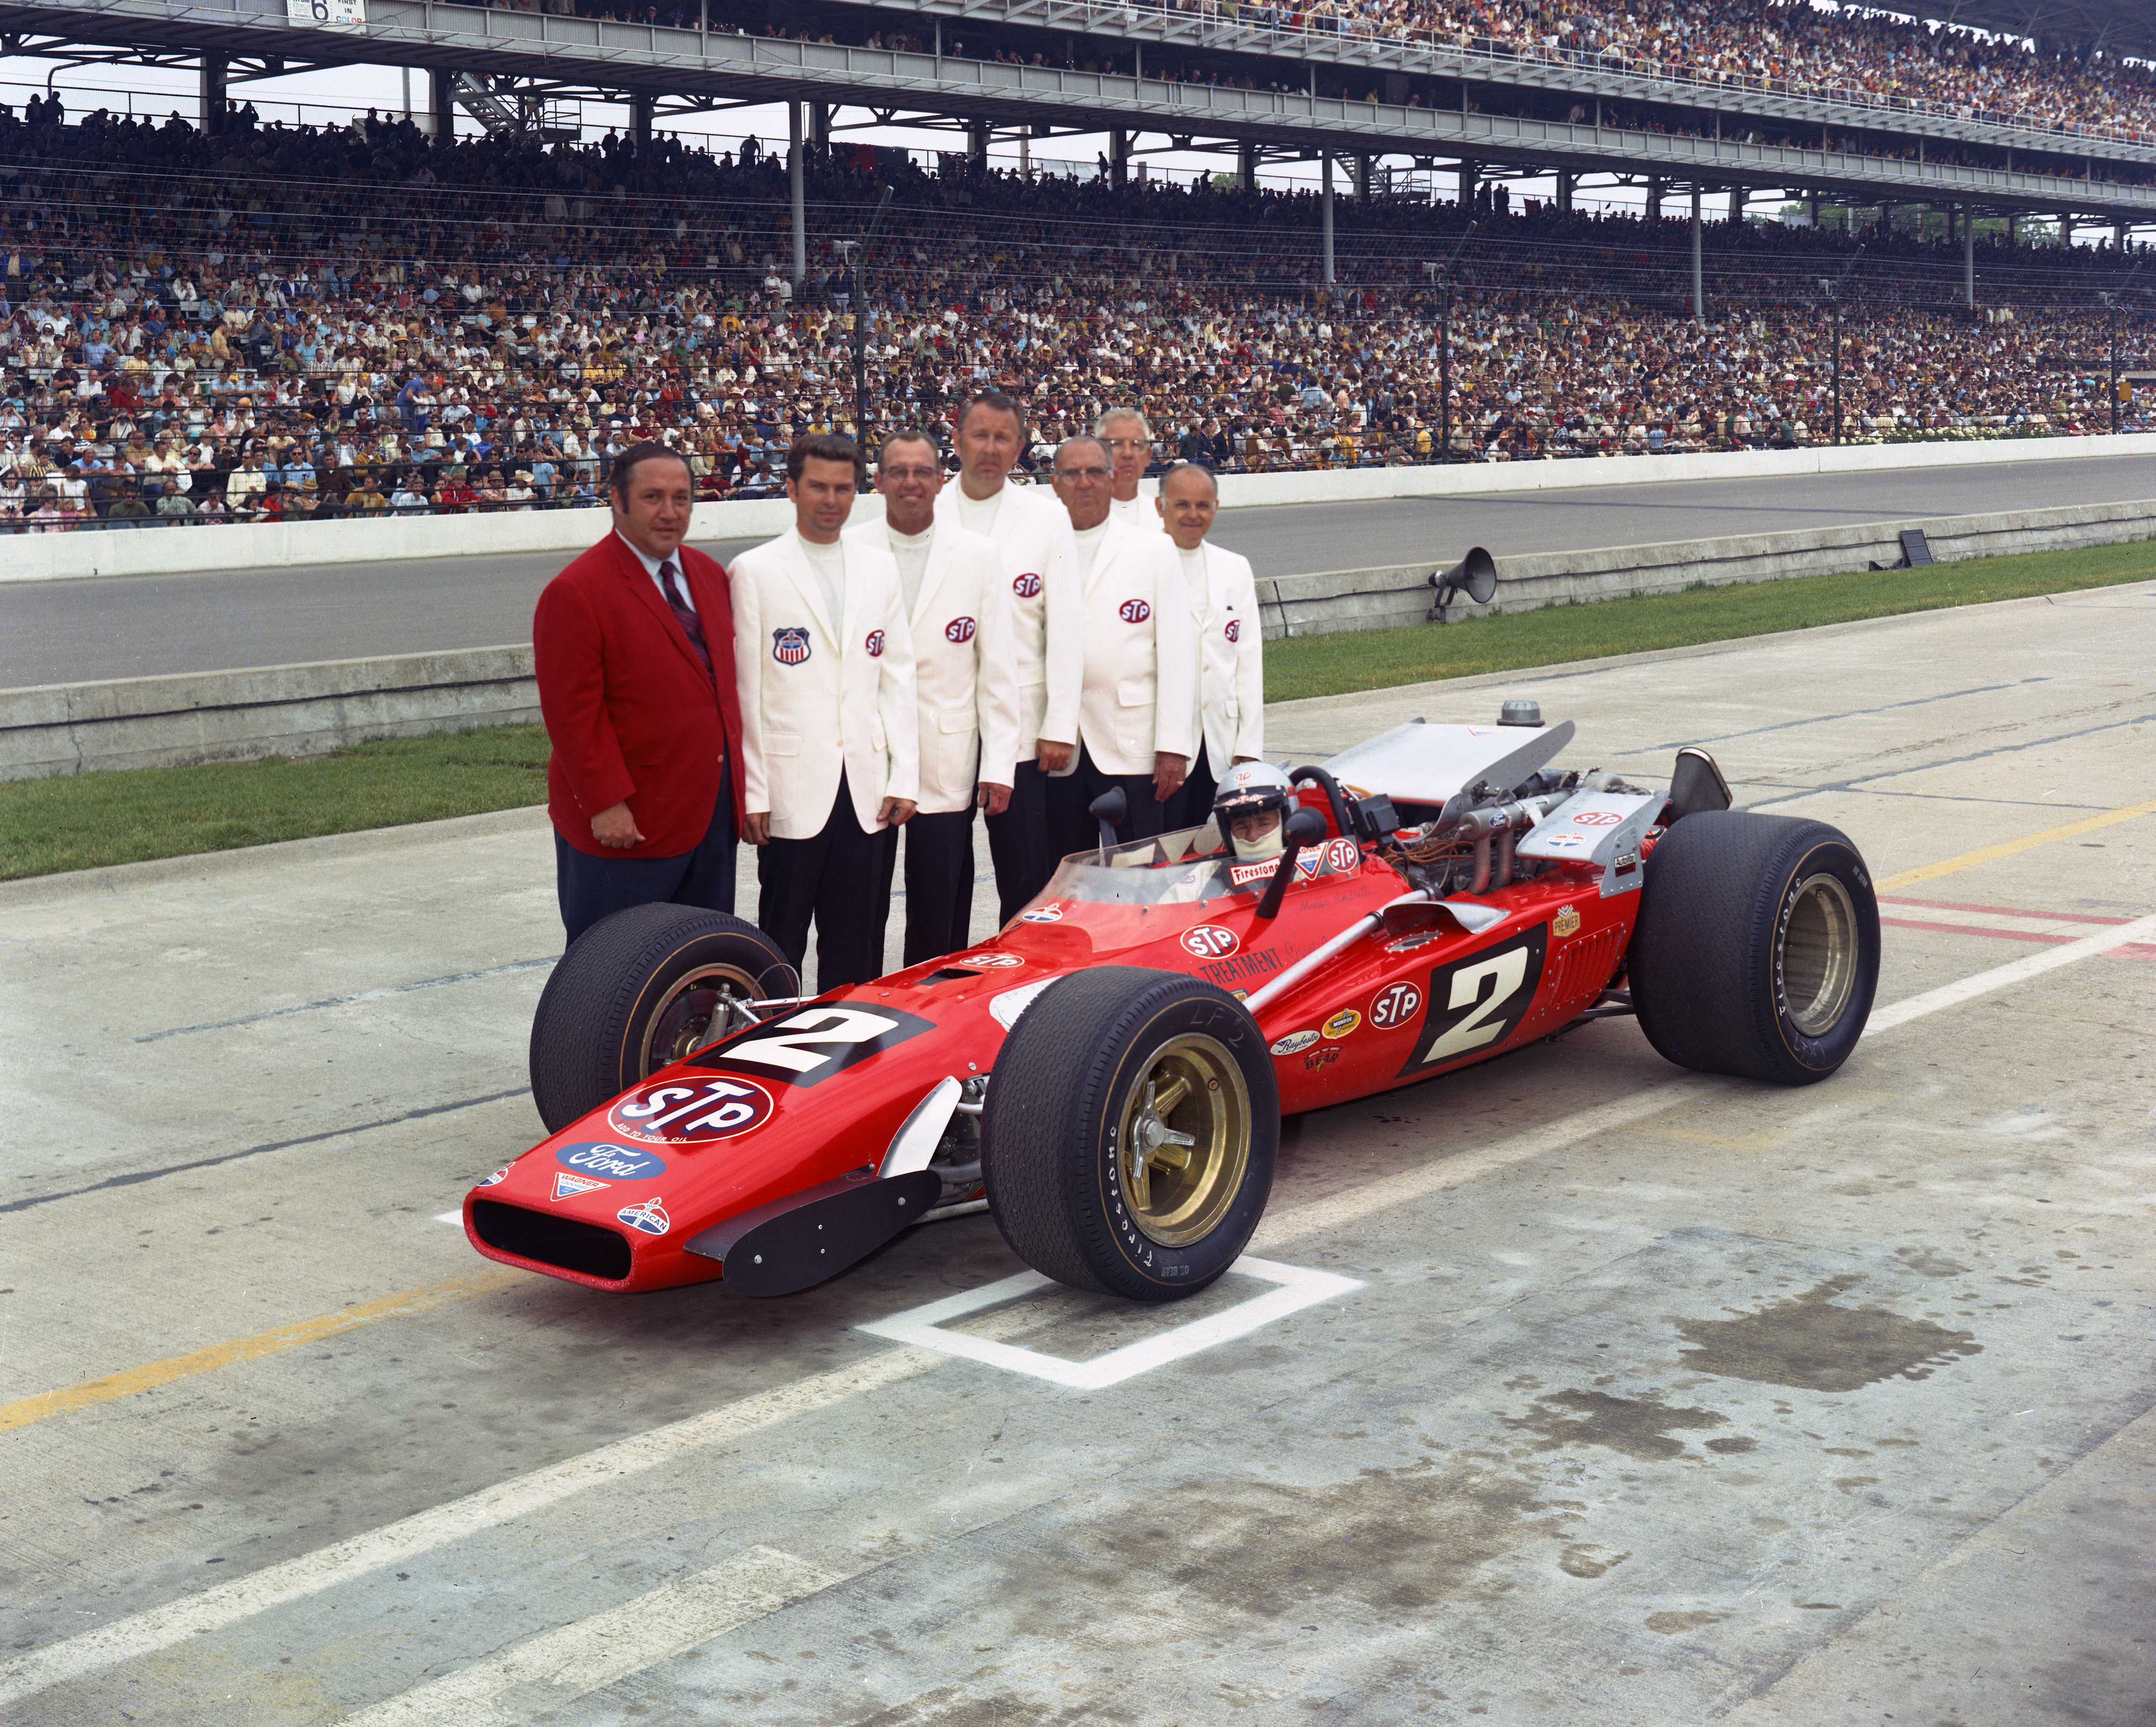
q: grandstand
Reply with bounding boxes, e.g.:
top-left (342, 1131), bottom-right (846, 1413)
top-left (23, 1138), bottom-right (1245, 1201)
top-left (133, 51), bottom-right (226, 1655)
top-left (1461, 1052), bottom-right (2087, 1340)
top-left (0, 0), bottom-right (2152, 527)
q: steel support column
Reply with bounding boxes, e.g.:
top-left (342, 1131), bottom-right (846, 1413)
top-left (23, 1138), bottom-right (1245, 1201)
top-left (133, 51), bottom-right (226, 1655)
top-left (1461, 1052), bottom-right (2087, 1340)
top-left (429, 67), bottom-right (456, 141)
top-left (1646, 177), bottom-right (1663, 222)
top-left (1237, 142), bottom-right (1257, 192)
top-left (789, 100), bottom-right (806, 286)
top-left (1691, 187), bottom-right (1703, 322)
top-left (199, 54), bottom-right (227, 135)
top-left (1727, 186), bottom-right (1744, 225)
top-left (630, 93), bottom-right (653, 152)
top-left (808, 101), bottom-right (829, 151)
top-left (1555, 171), bottom-right (1573, 214)
top-left (1321, 154), bottom-right (1335, 286)
top-left (1965, 206), bottom-right (1975, 306)
top-left (1456, 157), bottom-right (1475, 211)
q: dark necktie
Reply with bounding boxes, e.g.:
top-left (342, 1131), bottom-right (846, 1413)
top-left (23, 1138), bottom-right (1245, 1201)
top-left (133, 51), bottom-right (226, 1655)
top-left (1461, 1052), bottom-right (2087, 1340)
top-left (659, 559), bottom-right (714, 683)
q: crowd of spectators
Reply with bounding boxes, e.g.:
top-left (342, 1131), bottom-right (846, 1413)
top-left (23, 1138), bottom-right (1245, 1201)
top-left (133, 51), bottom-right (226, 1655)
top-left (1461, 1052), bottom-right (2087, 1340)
top-left (458, 0), bottom-right (2156, 147)
top-left (1, 101), bottom-right (2149, 532)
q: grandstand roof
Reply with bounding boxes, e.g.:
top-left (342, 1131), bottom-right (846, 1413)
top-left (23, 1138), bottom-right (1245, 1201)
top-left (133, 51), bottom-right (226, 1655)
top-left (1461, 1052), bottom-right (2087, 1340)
top-left (1875, 0), bottom-right (2156, 62)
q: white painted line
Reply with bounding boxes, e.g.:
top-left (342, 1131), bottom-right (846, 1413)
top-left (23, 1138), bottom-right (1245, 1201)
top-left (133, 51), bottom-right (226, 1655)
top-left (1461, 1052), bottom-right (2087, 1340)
top-left (342, 1545), bottom-right (845, 1727)
top-left (1869, 911), bottom-right (2156, 1032)
top-left (1252, 1082), bottom-right (1719, 1252)
top-left (0, 1349), bottom-right (937, 1710)
top-left (858, 1257), bottom-right (1363, 1388)
top-left (434, 1211), bottom-right (463, 1226)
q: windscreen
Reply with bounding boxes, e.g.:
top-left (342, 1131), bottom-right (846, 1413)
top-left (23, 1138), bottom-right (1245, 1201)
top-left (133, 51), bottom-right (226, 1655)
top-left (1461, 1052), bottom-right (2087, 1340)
top-left (1037, 810), bottom-right (1361, 906)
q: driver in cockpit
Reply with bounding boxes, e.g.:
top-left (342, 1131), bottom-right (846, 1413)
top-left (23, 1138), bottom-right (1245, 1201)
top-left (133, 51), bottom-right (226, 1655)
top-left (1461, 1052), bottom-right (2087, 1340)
top-left (1212, 759), bottom-right (1294, 861)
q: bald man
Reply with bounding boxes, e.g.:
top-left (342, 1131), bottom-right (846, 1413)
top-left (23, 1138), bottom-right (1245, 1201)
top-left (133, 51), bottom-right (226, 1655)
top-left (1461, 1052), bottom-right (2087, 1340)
top-left (1156, 460), bottom-right (1262, 827)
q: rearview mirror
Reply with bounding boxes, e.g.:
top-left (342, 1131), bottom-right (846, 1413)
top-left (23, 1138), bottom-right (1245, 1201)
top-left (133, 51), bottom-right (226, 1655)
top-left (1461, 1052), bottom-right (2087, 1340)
top-left (1088, 785), bottom-right (1128, 851)
top-left (1284, 807), bottom-right (1327, 846)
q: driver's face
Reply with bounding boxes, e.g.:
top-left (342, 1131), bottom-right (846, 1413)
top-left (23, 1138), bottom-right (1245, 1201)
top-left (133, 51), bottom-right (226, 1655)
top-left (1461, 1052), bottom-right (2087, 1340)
top-left (1229, 810), bottom-right (1280, 844)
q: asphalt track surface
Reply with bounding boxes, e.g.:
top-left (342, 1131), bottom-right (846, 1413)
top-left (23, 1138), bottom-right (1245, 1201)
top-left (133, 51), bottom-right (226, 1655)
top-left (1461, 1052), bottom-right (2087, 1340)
top-left (3, 451), bottom-right (2154, 688)
top-left (3, 581), bottom-right (2153, 1725)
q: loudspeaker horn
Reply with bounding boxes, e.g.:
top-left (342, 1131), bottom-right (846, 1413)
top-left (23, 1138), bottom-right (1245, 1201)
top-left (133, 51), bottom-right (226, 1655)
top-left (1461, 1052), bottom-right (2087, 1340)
top-left (1427, 547), bottom-right (1498, 622)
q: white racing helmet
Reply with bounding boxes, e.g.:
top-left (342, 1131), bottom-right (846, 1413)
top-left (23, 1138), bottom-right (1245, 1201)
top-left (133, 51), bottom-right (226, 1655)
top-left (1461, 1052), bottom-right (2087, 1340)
top-left (1213, 760), bottom-right (1295, 861)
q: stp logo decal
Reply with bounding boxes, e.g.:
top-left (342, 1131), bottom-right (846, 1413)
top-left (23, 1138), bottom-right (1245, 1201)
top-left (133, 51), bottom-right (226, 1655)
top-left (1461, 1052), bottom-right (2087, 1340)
top-left (1573, 810), bottom-right (1623, 826)
top-left (865, 629), bottom-right (886, 658)
top-left (1224, 619), bottom-right (1241, 643)
top-left (553, 1141), bottom-right (669, 1179)
top-left (1323, 837), bottom-right (1361, 873)
top-left (960, 950), bottom-right (1025, 968)
top-left (1180, 925), bottom-right (1239, 958)
top-left (616, 1198), bottom-right (671, 1236)
top-left (1118, 598), bottom-right (1151, 624)
top-left (1370, 981), bottom-right (1423, 1028)
top-left (944, 615), bottom-right (977, 644)
top-left (772, 626), bottom-right (811, 666)
top-left (1269, 1029), bottom-right (1319, 1056)
top-left (1322, 1008), bottom-right (1361, 1038)
top-left (1554, 904), bottom-right (1582, 938)
top-left (1013, 572), bottom-right (1043, 599)
top-left (605, 1077), bottom-right (774, 1144)
top-left (1399, 925), bottom-right (1549, 1076)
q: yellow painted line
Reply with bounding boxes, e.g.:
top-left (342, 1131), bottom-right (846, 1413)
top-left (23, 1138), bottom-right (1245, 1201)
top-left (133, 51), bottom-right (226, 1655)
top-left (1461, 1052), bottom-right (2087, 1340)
top-left (1876, 797), bottom-right (2156, 890)
top-left (0, 1269), bottom-right (523, 1435)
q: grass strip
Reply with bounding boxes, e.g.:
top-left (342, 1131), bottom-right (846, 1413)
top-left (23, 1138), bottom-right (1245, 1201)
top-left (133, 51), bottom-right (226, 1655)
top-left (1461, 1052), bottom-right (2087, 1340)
top-left (1262, 537), bottom-right (2156, 704)
top-left (0, 726), bottom-right (550, 881)
top-left (1, 538), bottom-right (2149, 882)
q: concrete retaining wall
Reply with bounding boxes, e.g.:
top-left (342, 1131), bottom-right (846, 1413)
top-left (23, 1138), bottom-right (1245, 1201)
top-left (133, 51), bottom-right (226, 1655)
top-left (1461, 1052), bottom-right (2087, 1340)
top-left (1255, 495), bottom-right (2156, 639)
top-left (0, 646), bottom-right (536, 780)
top-left (7, 491), bottom-right (2151, 779)
top-left (6, 430), bottom-right (2155, 584)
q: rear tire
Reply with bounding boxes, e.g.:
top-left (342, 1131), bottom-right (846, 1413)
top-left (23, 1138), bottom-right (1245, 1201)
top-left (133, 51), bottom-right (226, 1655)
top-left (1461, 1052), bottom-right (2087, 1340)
top-left (529, 904), bottom-right (795, 1133)
top-left (982, 968), bottom-right (1278, 1301)
top-left (1630, 811), bottom-right (1880, 1085)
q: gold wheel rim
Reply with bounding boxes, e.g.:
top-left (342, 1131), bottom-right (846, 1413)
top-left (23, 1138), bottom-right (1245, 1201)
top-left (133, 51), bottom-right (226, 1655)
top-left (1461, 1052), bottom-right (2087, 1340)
top-left (1781, 873), bottom-right (1858, 1038)
top-left (639, 963), bottom-right (764, 1074)
top-left (1116, 1034), bottom-right (1251, 1248)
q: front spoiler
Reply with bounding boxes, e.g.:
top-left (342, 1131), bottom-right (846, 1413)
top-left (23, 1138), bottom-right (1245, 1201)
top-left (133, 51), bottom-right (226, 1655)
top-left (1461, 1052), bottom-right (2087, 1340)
top-left (684, 1167), bottom-right (945, 1297)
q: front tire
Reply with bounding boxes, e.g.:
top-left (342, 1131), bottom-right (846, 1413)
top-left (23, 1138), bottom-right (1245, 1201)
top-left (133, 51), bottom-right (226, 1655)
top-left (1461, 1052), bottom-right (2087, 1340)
top-left (981, 968), bottom-right (1278, 1301)
top-left (529, 904), bottom-right (795, 1133)
top-left (1629, 811), bottom-right (1880, 1085)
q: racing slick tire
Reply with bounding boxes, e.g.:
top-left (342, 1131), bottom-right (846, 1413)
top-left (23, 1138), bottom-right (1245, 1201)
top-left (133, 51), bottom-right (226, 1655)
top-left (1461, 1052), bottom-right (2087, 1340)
top-left (1629, 811), bottom-right (1880, 1086)
top-left (981, 967), bottom-right (1278, 1302)
top-left (529, 904), bottom-right (795, 1134)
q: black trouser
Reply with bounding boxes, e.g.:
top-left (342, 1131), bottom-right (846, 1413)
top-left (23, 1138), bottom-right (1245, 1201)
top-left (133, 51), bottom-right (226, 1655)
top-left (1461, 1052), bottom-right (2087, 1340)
top-left (553, 759), bottom-right (735, 947)
top-left (756, 771), bottom-right (887, 991)
top-left (985, 756), bottom-right (1057, 925)
top-left (1167, 739), bottom-right (1216, 833)
top-left (876, 805), bottom-right (978, 968)
top-left (1048, 744), bottom-right (1168, 859)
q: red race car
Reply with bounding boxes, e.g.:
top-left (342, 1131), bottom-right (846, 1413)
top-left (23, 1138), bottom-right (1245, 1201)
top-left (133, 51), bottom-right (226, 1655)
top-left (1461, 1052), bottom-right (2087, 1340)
top-left (465, 707), bottom-right (1880, 1303)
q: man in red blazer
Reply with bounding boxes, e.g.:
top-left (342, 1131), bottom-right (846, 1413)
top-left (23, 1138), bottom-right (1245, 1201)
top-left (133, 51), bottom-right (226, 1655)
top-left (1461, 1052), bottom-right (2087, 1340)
top-left (534, 441), bottom-right (747, 945)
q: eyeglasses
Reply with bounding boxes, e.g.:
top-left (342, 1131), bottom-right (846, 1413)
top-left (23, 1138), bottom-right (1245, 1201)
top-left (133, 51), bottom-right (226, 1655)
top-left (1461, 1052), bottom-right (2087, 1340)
top-left (1055, 465), bottom-right (1111, 482)
top-left (1103, 438), bottom-right (1148, 451)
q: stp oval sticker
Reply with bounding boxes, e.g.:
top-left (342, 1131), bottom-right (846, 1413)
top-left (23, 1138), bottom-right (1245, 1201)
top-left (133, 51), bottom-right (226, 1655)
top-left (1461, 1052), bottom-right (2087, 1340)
top-left (604, 1076), bottom-right (775, 1144)
top-left (1118, 598), bottom-right (1151, 624)
top-left (1180, 925), bottom-right (1239, 958)
top-left (944, 616), bottom-right (977, 644)
top-left (1224, 619), bottom-right (1241, 643)
top-left (865, 629), bottom-right (886, 658)
top-left (1013, 572), bottom-right (1043, 600)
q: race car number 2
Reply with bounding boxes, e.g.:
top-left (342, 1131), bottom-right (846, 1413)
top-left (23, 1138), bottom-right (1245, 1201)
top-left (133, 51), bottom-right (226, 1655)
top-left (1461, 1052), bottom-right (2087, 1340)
top-left (1397, 923), bottom-right (1549, 1075)
top-left (695, 1004), bottom-right (935, 1088)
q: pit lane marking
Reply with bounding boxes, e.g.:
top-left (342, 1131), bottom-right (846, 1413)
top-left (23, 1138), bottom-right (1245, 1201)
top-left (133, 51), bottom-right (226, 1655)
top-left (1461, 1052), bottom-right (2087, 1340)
top-left (339, 1545), bottom-right (846, 1727)
top-left (0, 1271), bottom-right (523, 1436)
top-left (858, 1257), bottom-right (1363, 1389)
top-left (1873, 795), bottom-right (2156, 890)
top-left (1868, 911), bottom-right (2156, 1031)
top-left (0, 1349), bottom-right (942, 1710)
top-left (132, 956), bottom-right (557, 1043)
